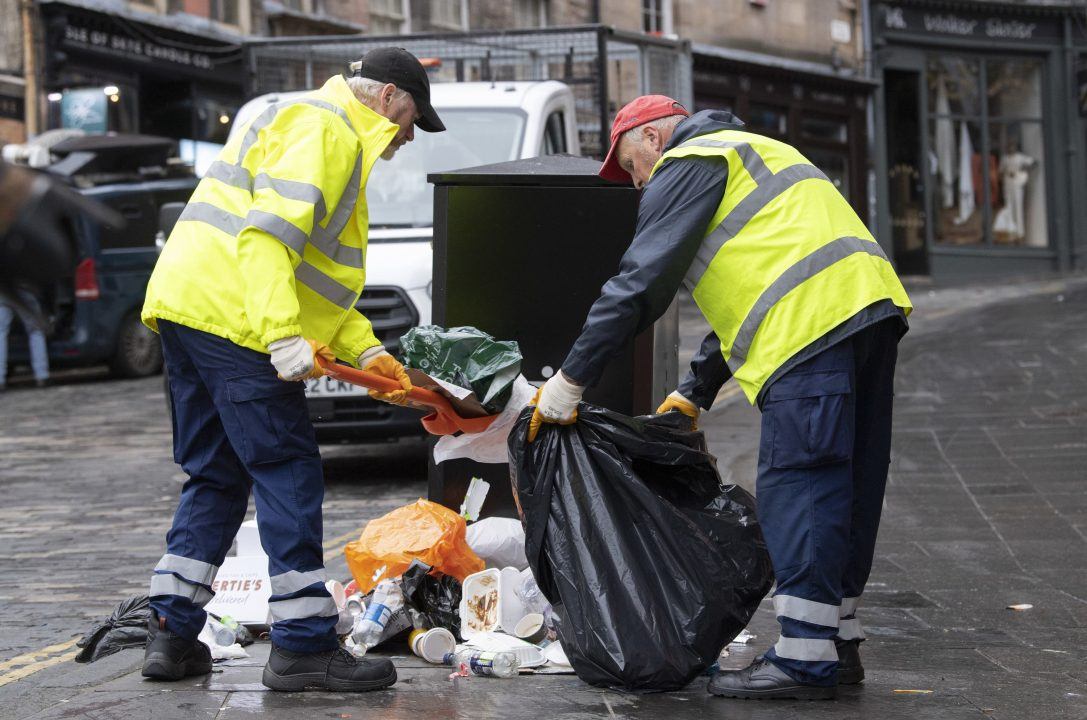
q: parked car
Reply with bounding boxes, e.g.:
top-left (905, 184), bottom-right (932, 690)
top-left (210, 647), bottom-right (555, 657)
top-left (3, 133), bottom-right (197, 378)
top-left (229, 80), bottom-right (580, 442)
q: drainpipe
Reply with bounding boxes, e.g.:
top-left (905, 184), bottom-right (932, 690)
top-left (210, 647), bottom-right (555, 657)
top-left (21, 0), bottom-right (40, 137)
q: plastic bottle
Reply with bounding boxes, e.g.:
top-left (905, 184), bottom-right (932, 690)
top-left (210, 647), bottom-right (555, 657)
top-left (350, 579), bottom-right (404, 652)
top-left (445, 649), bottom-right (520, 678)
top-left (206, 616), bottom-right (238, 646)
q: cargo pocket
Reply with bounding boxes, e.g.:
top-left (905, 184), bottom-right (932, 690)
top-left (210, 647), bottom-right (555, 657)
top-left (226, 372), bottom-right (315, 466)
top-left (764, 370), bottom-right (853, 469)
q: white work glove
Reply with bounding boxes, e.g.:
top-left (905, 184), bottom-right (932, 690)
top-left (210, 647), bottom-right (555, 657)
top-left (527, 370), bottom-right (584, 442)
top-left (268, 335), bottom-right (328, 381)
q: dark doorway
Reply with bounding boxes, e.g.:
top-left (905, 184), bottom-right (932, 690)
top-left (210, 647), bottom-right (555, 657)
top-left (884, 69), bottom-right (929, 276)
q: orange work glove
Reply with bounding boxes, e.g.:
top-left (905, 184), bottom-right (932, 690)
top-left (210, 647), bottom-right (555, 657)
top-left (655, 391), bottom-right (700, 430)
top-left (358, 346), bottom-right (413, 405)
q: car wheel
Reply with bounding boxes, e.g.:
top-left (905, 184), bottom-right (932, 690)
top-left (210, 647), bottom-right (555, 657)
top-left (110, 312), bottom-right (163, 377)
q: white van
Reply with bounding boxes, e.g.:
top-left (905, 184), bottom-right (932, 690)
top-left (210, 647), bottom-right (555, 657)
top-left (229, 80), bottom-right (580, 441)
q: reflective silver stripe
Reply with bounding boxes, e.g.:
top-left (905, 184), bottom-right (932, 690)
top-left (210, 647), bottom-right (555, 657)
top-left (323, 152), bottom-right (362, 240)
top-left (294, 261), bottom-right (358, 310)
top-left (270, 569), bottom-right (327, 596)
top-left (149, 573), bottom-right (214, 606)
top-left (773, 595), bottom-right (840, 628)
top-left (728, 236), bottom-right (889, 368)
top-left (155, 553), bottom-right (218, 586)
top-left (837, 618), bottom-right (865, 641)
top-left (238, 97), bottom-right (355, 164)
top-left (246, 209), bottom-right (308, 257)
top-left (204, 160), bottom-right (253, 191)
top-left (677, 138), bottom-right (772, 185)
top-left (254, 173), bottom-right (327, 223)
top-left (178, 202), bottom-right (245, 236)
top-left (774, 637), bottom-right (838, 662)
top-left (687, 164), bottom-right (830, 286)
top-left (268, 595), bottom-right (338, 622)
top-left (840, 596), bottom-right (861, 617)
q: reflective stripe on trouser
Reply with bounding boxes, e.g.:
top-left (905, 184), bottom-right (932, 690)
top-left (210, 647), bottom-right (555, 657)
top-left (151, 320), bottom-right (337, 652)
top-left (149, 554), bottom-right (218, 607)
top-left (837, 596), bottom-right (865, 641)
top-left (757, 320), bottom-right (899, 685)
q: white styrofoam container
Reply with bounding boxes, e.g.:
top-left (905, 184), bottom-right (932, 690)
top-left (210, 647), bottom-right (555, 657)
top-left (459, 567), bottom-right (527, 638)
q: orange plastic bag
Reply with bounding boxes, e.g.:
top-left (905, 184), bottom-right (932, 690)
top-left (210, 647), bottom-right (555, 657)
top-left (344, 499), bottom-right (485, 594)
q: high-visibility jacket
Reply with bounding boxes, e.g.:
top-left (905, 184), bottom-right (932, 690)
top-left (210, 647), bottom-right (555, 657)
top-left (651, 128), bottom-right (912, 403)
top-left (142, 75), bottom-right (399, 365)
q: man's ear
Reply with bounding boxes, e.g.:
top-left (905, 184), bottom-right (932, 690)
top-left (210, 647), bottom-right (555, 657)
top-left (643, 125), bottom-right (662, 153)
top-left (381, 83), bottom-right (397, 112)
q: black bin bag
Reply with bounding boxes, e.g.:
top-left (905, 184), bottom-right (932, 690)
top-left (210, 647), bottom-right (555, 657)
top-left (509, 405), bottom-right (774, 691)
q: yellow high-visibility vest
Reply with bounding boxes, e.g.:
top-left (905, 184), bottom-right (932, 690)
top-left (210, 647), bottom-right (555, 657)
top-left (652, 129), bottom-right (912, 403)
top-left (142, 75), bottom-right (399, 365)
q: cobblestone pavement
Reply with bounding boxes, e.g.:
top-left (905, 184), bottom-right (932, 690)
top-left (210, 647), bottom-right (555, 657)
top-left (1, 276), bottom-right (1085, 719)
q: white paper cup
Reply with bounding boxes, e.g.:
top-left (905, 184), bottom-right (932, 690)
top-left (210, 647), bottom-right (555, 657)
top-left (325, 580), bottom-right (346, 611)
top-left (410, 627), bottom-right (457, 664)
top-left (513, 613), bottom-right (548, 644)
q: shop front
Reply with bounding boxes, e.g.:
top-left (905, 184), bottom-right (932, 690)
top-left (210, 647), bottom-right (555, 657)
top-left (38, 0), bottom-right (245, 162)
top-left (872, 0), bottom-right (1080, 277)
top-left (693, 45), bottom-right (874, 219)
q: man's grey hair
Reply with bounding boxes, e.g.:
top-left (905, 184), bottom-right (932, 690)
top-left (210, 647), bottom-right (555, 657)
top-left (620, 114), bottom-right (685, 147)
top-left (346, 76), bottom-right (411, 110)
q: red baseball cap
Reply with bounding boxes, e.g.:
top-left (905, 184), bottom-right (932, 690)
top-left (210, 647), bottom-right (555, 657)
top-left (599, 95), bottom-right (690, 183)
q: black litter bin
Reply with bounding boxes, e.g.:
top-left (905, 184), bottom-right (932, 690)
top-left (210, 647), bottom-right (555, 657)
top-left (426, 155), bottom-right (678, 517)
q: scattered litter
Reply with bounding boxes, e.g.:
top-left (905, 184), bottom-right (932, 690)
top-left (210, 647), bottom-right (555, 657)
top-left (510, 407), bottom-right (774, 691)
top-left (893, 689), bottom-right (934, 695)
top-left (434, 375), bottom-right (537, 464)
top-left (730, 629), bottom-right (756, 645)
top-left (350, 579), bottom-right (409, 654)
top-left (461, 631), bottom-right (545, 668)
top-left (344, 499), bottom-right (484, 593)
top-left (400, 560), bottom-right (463, 638)
top-left (1006, 603), bottom-right (1033, 611)
top-left (513, 613), bottom-right (548, 644)
top-left (460, 567), bottom-right (526, 637)
top-left (197, 621), bottom-right (248, 662)
top-left (459, 477), bottom-right (491, 522)
top-left (448, 648), bottom-right (520, 678)
top-left (400, 325), bottom-right (522, 414)
top-left (409, 627), bottom-right (457, 664)
top-left (75, 595), bottom-right (150, 663)
top-left (1042, 649), bottom-right (1070, 654)
top-left (466, 517), bottom-right (528, 570)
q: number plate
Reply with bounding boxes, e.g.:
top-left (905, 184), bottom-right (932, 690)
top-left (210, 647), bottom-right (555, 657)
top-left (304, 376), bottom-right (368, 398)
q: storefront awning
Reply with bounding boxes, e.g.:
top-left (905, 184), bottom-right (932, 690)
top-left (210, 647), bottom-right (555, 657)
top-left (693, 43), bottom-right (878, 90)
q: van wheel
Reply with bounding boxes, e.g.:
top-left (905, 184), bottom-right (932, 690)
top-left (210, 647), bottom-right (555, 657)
top-left (110, 313), bottom-right (163, 377)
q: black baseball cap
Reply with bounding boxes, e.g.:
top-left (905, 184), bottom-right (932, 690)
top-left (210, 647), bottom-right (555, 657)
top-left (350, 47), bottom-right (445, 133)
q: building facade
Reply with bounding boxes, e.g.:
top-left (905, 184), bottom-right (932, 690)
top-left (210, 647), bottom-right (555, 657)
top-left (871, 0), bottom-right (1087, 276)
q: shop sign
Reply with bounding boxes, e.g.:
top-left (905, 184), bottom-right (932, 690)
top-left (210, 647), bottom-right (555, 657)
top-left (204, 556), bottom-right (272, 624)
top-left (62, 24), bottom-right (216, 72)
top-left (61, 89), bottom-right (107, 132)
top-left (0, 95), bottom-right (23, 120)
top-left (878, 3), bottom-right (1062, 43)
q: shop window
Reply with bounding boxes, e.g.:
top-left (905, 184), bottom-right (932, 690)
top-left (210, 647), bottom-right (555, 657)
top-left (642, 0), bottom-right (672, 35)
top-left (930, 118), bottom-right (984, 245)
top-left (928, 57), bottom-right (980, 116)
top-left (927, 54), bottom-right (1047, 249)
top-left (801, 115), bottom-right (848, 144)
top-left (747, 103), bottom-right (787, 138)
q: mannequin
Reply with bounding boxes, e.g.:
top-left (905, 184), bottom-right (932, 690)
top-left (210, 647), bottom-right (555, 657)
top-left (993, 141), bottom-right (1035, 242)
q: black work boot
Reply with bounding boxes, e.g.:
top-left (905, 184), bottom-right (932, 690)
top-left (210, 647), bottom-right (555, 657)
top-left (708, 657), bottom-right (836, 700)
top-left (262, 645), bottom-right (397, 692)
top-left (142, 616), bottom-right (212, 681)
top-left (836, 639), bottom-right (864, 684)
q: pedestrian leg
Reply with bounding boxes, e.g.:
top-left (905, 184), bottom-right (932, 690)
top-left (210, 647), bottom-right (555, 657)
top-left (0, 302), bottom-right (12, 387)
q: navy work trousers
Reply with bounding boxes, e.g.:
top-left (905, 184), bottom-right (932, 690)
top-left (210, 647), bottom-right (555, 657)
top-left (149, 321), bottom-right (338, 653)
top-left (757, 318), bottom-right (900, 686)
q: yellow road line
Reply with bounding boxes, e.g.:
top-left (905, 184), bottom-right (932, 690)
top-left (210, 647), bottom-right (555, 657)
top-left (0, 638), bottom-right (79, 673)
top-left (323, 527), bottom-right (364, 561)
top-left (0, 638), bottom-right (80, 687)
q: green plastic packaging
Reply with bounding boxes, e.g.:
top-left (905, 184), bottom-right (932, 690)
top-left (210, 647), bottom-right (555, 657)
top-left (399, 326), bottom-right (522, 414)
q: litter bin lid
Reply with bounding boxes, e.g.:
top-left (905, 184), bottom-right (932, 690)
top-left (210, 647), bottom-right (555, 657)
top-left (428, 154), bottom-right (630, 188)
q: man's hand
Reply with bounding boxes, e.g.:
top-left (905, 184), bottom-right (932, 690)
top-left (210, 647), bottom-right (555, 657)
top-left (656, 390), bottom-right (699, 429)
top-left (358, 346), bottom-right (412, 405)
top-left (527, 371), bottom-right (584, 443)
top-left (269, 336), bottom-right (333, 381)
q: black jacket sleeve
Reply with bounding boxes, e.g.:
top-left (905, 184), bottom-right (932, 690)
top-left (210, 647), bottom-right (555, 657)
top-left (561, 156), bottom-right (727, 387)
top-left (677, 330), bottom-right (732, 409)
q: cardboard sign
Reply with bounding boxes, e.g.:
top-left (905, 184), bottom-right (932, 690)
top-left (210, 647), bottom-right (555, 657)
top-left (204, 556), bottom-right (272, 624)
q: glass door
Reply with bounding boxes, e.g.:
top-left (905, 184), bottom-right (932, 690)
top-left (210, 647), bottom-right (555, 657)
top-left (884, 68), bottom-right (929, 275)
